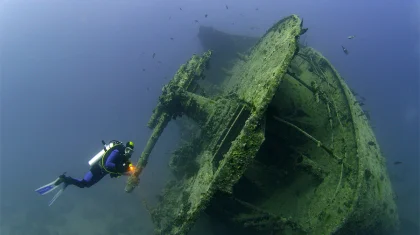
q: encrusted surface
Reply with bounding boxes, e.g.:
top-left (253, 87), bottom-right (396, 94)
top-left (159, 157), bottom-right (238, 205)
top-left (139, 14), bottom-right (398, 235)
top-left (149, 15), bottom-right (302, 235)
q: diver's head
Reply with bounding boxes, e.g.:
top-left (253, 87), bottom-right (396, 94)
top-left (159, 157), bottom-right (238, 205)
top-left (124, 141), bottom-right (135, 158)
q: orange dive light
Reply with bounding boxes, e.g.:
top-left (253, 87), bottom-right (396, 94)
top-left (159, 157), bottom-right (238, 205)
top-left (128, 163), bottom-right (135, 172)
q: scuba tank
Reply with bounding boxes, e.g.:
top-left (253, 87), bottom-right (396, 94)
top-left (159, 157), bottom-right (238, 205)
top-left (88, 140), bottom-right (123, 166)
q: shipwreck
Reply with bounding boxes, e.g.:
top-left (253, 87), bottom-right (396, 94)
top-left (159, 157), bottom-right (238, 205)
top-left (125, 15), bottom-right (399, 235)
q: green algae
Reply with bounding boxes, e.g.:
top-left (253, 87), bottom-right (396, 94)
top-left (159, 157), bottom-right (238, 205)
top-left (126, 14), bottom-right (398, 235)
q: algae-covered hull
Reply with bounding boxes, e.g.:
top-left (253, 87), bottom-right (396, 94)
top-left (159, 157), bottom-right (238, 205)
top-left (127, 15), bottom-right (399, 235)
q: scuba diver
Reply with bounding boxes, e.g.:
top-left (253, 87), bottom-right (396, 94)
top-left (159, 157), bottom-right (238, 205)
top-left (35, 140), bottom-right (136, 206)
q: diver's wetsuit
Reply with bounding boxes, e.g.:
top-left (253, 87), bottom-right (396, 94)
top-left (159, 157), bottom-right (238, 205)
top-left (65, 149), bottom-right (128, 188)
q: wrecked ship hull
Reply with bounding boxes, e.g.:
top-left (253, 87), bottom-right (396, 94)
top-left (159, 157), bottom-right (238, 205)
top-left (128, 15), bottom-right (399, 235)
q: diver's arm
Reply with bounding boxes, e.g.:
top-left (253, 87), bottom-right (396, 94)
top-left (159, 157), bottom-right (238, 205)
top-left (105, 150), bottom-right (119, 171)
top-left (121, 162), bottom-right (134, 176)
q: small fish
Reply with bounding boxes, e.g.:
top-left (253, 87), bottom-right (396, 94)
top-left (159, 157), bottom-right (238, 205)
top-left (255, 7), bottom-right (259, 11)
top-left (152, 53), bottom-right (156, 58)
top-left (225, 5), bottom-right (228, 10)
top-left (393, 161), bottom-right (402, 165)
top-left (142, 68), bottom-right (146, 72)
top-left (169, 16), bottom-right (171, 20)
top-left (170, 37), bottom-right (174, 40)
top-left (341, 45), bottom-right (349, 55)
top-left (146, 87), bottom-right (150, 91)
top-left (158, 61), bottom-right (162, 64)
top-left (179, 7), bottom-right (182, 10)
top-left (348, 35), bottom-right (355, 39)
top-left (194, 20), bottom-right (199, 23)
top-left (205, 14), bottom-right (208, 18)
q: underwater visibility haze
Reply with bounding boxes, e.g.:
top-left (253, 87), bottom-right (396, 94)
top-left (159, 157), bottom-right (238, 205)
top-left (0, 0), bottom-right (418, 234)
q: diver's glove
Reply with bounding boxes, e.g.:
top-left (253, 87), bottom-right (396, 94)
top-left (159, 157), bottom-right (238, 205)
top-left (121, 162), bottom-right (135, 176)
top-left (119, 161), bottom-right (132, 172)
top-left (110, 161), bottom-right (132, 178)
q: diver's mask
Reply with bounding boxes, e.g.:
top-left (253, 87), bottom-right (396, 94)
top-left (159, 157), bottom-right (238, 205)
top-left (125, 147), bottom-right (134, 157)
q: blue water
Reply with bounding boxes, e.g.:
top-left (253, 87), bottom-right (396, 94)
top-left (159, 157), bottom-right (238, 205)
top-left (1, 0), bottom-right (418, 234)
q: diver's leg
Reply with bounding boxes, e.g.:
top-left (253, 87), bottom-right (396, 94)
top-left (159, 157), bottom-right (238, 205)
top-left (63, 165), bottom-right (107, 188)
top-left (62, 170), bottom-right (96, 188)
top-left (63, 174), bottom-right (89, 188)
top-left (81, 170), bottom-right (107, 188)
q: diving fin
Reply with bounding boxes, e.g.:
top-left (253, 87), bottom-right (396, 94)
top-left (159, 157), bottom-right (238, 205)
top-left (35, 178), bottom-right (62, 195)
top-left (35, 172), bottom-right (68, 206)
top-left (48, 183), bottom-right (67, 206)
